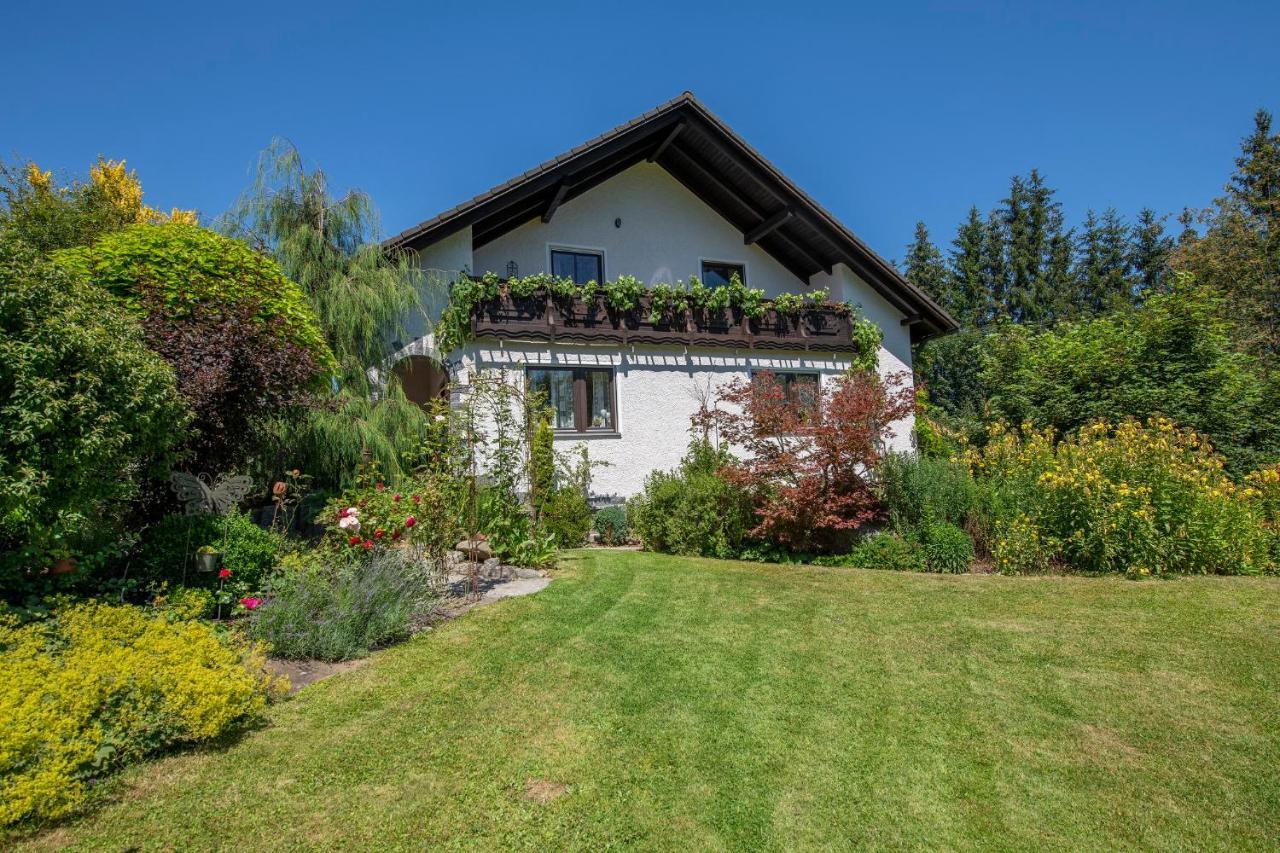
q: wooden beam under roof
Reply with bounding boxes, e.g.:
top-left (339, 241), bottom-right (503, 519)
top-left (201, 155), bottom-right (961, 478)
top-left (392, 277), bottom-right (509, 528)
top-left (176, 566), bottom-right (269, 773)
top-left (744, 208), bottom-right (793, 245)
top-left (541, 180), bottom-right (570, 223)
top-left (647, 120), bottom-right (685, 163)
top-left (664, 146), bottom-right (831, 280)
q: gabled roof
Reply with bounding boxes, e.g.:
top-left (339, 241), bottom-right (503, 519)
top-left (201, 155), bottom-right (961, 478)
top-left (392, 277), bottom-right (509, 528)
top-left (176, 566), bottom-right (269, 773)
top-left (386, 92), bottom-right (957, 339)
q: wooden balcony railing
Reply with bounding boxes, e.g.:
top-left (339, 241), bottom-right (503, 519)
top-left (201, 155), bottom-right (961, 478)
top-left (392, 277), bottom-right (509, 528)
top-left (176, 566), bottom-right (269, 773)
top-left (470, 291), bottom-right (853, 351)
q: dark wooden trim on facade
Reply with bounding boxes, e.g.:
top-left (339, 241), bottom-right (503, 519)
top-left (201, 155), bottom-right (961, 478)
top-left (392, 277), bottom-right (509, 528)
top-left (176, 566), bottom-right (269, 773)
top-left (384, 92), bottom-right (958, 340)
top-left (744, 208), bottom-right (793, 245)
top-left (472, 291), bottom-right (855, 352)
top-left (541, 180), bottom-right (570, 224)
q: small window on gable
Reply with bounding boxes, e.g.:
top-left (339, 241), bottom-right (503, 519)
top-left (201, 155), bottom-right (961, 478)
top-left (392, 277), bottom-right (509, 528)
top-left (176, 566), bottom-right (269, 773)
top-left (551, 249), bottom-right (603, 284)
top-left (701, 261), bottom-right (745, 289)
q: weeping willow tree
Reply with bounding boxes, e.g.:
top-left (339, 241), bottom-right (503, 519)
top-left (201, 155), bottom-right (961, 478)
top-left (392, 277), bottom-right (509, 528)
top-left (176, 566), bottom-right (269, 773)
top-left (221, 140), bottom-right (443, 488)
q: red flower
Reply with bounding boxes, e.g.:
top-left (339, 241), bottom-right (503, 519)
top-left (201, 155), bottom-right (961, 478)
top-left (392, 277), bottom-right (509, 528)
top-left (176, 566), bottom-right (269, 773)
top-left (348, 535), bottom-right (361, 546)
top-left (393, 493), bottom-right (402, 502)
top-left (374, 528), bottom-right (384, 539)
top-left (239, 597), bottom-right (262, 611)
top-left (218, 568), bottom-right (231, 579)
top-left (375, 482), bottom-right (385, 492)
top-left (411, 494), bottom-right (421, 504)
top-left (391, 530), bottom-right (402, 540)
top-left (362, 540), bottom-right (374, 551)
top-left (404, 515), bottom-right (416, 528)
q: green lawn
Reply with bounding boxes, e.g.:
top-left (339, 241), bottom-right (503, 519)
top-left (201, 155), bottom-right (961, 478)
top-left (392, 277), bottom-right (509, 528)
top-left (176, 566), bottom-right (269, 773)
top-left (16, 551), bottom-right (1280, 851)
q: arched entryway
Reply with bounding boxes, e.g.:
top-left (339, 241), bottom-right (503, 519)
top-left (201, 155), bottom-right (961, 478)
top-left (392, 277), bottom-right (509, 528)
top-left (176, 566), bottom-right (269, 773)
top-left (392, 355), bottom-right (449, 408)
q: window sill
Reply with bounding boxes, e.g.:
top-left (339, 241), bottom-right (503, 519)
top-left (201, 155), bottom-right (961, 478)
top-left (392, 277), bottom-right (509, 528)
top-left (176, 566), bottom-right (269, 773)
top-left (552, 431), bottom-right (622, 440)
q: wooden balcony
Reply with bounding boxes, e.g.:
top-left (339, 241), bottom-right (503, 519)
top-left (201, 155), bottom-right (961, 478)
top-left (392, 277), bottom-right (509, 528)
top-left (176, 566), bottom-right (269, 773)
top-left (470, 291), bottom-right (854, 351)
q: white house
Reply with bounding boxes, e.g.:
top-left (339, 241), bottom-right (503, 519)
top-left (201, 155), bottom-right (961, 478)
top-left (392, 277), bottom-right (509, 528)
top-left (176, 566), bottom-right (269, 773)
top-left (384, 93), bottom-right (955, 500)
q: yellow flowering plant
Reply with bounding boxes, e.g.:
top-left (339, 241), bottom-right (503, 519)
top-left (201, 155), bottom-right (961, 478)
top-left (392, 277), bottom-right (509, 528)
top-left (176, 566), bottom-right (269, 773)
top-left (0, 602), bottom-right (285, 827)
top-left (968, 418), bottom-right (1275, 575)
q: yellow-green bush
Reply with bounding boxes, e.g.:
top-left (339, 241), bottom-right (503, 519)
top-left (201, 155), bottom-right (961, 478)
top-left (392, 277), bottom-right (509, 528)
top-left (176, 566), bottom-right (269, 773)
top-left (0, 602), bottom-right (283, 826)
top-left (969, 418), bottom-right (1275, 576)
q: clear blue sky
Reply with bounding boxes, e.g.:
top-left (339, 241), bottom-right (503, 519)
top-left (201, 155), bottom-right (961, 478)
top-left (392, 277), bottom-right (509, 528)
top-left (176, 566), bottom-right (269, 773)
top-left (4, 0), bottom-right (1277, 264)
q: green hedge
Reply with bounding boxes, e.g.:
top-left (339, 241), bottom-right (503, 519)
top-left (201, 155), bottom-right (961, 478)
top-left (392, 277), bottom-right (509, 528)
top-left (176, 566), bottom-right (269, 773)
top-left (54, 223), bottom-right (334, 371)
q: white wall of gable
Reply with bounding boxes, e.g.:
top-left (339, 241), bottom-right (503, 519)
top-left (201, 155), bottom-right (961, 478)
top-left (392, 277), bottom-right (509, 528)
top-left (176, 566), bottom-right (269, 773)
top-left (811, 263), bottom-right (913, 372)
top-left (473, 162), bottom-right (810, 296)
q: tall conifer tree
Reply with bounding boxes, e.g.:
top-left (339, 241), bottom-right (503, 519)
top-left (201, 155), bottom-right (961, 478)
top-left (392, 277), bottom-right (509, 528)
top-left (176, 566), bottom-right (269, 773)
top-left (903, 221), bottom-right (952, 311)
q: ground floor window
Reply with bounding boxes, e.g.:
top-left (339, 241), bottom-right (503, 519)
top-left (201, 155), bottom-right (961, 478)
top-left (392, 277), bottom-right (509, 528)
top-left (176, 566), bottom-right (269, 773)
top-left (753, 370), bottom-right (820, 417)
top-left (527, 366), bottom-right (616, 432)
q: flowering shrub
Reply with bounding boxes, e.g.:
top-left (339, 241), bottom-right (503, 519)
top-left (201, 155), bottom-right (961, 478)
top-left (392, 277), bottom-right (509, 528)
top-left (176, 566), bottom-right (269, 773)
top-left (0, 602), bottom-right (282, 826)
top-left (968, 419), bottom-right (1274, 575)
top-left (1245, 463), bottom-right (1280, 561)
top-left (319, 472), bottom-right (459, 565)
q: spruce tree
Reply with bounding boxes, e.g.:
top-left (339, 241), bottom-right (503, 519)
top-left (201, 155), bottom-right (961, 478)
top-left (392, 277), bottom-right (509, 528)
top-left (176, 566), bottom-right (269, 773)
top-left (1228, 108), bottom-right (1280, 231)
top-left (903, 221), bottom-right (952, 312)
top-left (948, 206), bottom-right (988, 326)
top-left (980, 209), bottom-right (1009, 323)
top-left (1130, 208), bottom-right (1174, 297)
top-left (1171, 108), bottom-right (1280, 355)
top-left (1076, 208), bottom-right (1134, 315)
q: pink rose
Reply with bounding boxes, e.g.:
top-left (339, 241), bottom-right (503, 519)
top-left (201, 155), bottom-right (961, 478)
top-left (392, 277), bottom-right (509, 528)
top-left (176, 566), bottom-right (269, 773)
top-left (239, 597), bottom-right (262, 611)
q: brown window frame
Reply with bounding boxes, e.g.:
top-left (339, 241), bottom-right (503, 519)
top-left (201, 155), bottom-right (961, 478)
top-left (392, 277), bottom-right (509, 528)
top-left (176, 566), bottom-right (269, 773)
top-left (526, 366), bottom-right (618, 434)
top-left (751, 370), bottom-right (821, 418)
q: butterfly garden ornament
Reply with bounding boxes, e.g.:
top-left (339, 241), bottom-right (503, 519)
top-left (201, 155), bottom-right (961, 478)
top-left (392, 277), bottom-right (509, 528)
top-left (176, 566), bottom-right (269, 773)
top-left (170, 471), bottom-right (253, 515)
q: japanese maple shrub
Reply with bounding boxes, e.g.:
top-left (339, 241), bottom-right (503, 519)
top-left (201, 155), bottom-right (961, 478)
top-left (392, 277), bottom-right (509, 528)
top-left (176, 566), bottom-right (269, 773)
top-left (698, 370), bottom-right (914, 553)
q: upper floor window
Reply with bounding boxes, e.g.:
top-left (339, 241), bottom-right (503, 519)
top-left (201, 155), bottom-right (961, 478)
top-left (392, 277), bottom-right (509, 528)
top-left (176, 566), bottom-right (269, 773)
top-left (701, 261), bottom-right (745, 288)
top-left (551, 249), bottom-right (603, 284)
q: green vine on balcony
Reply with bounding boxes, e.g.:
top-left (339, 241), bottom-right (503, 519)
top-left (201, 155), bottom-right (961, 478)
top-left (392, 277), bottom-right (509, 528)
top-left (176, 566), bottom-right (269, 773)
top-left (435, 270), bottom-right (883, 369)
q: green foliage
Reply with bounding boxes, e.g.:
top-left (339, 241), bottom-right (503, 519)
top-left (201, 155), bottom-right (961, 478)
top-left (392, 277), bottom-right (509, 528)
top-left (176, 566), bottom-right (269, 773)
top-left (529, 417), bottom-right (556, 522)
top-left (0, 235), bottom-right (187, 594)
top-left (593, 505), bottom-right (629, 545)
top-left (0, 601), bottom-right (278, 826)
top-left (53, 223), bottom-right (333, 369)
top-left (220, 140), bottom-right (439, 489)
top-left (541, 488), bottom-right (593, 548)
top-left (437, 272), bottom-right (876, 366)
top-left (128, 511), bottom-right (286, 595)
top-left (602, 274), bottom-right (645, 311)
top-left (628, 441), bottom-right (755, 559)
top-left (970, 420), bottom-right (1275, 576)
top-left (1172, 109), bottom-right (1280, 357)
top-left (249, 550), bottom-right (437, 661)
top-left (878, 453), bottom-right (979, 532)
top-left (0, 157), bottom-right (197, 255)
top-left (920, 522), bottom-right (974, 573)
top-left (981, 280), bottom-right (1280, 474)
top-left (812, 533), bottom-right (927, 571)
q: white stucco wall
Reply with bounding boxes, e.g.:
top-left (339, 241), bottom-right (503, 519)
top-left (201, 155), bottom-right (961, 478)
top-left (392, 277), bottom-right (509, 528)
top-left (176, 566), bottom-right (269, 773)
top-left (474, 162), bottom-right (813, 297)
top-left (401, 226), bottom-right (473, 353)
top-left (457, 341), bottom-right (915, 501)
top-left (397, 163), bottom-right (921, 499)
